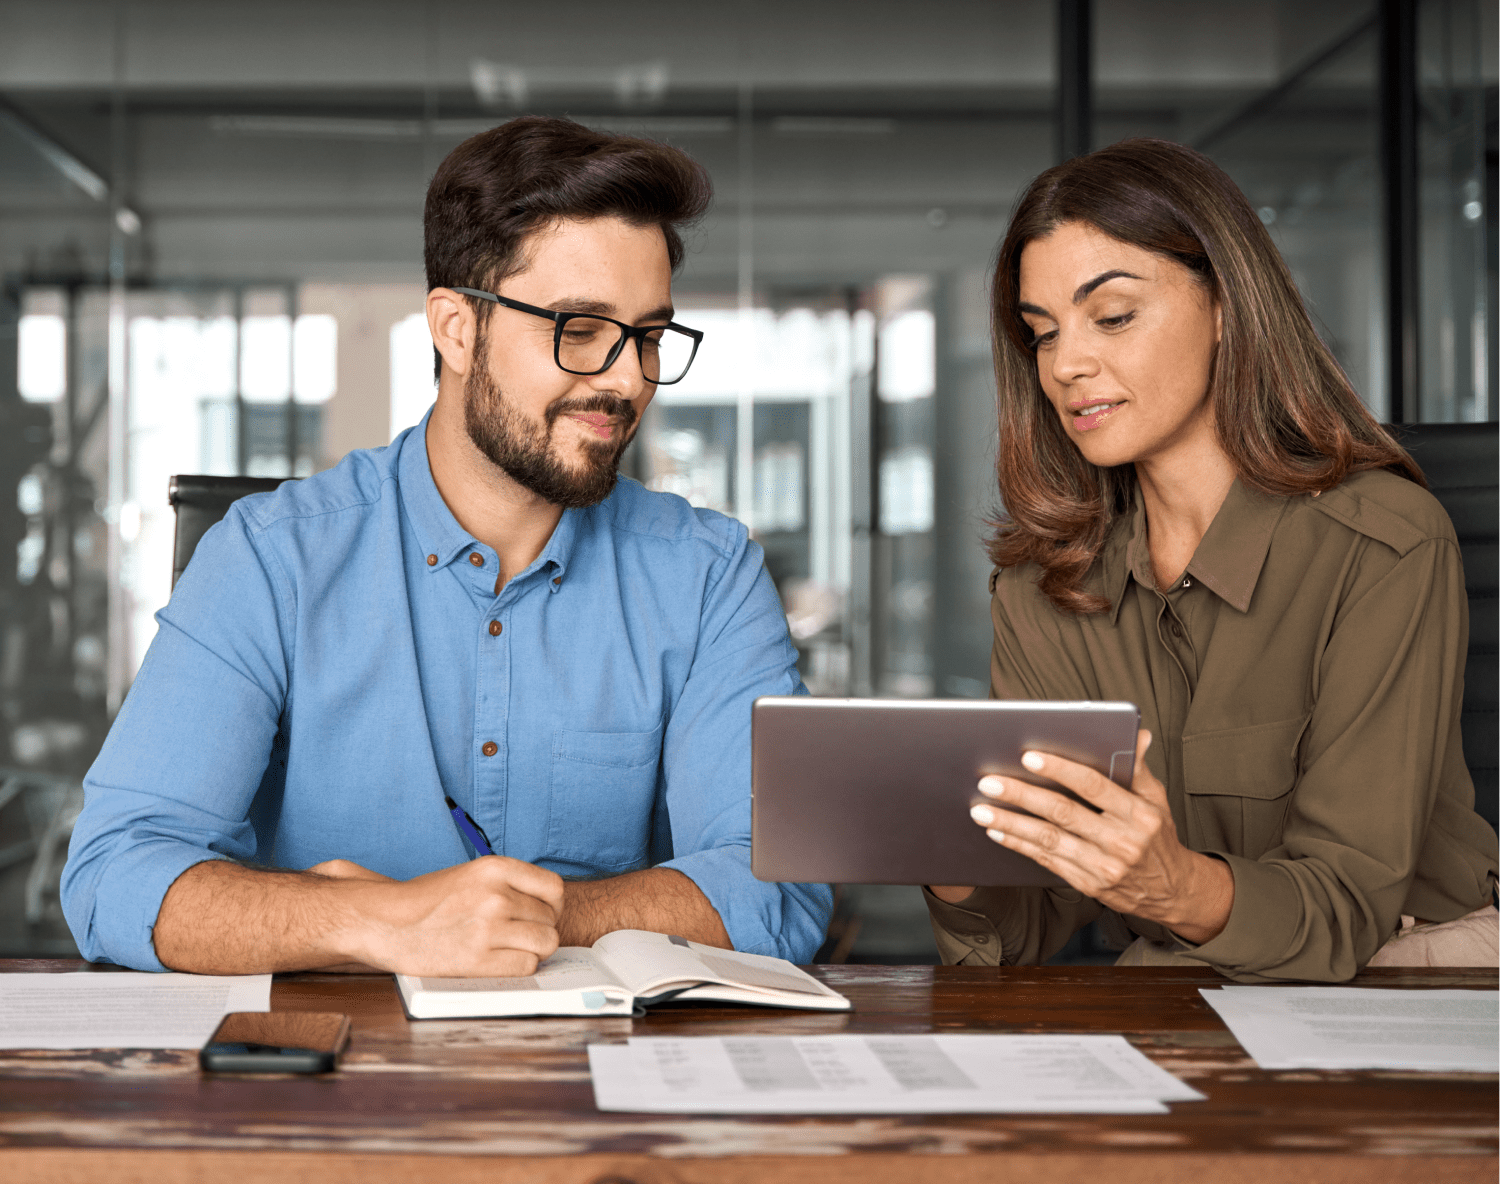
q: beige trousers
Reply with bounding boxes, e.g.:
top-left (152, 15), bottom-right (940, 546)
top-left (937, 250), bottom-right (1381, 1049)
top-left (1114, 904), bottom-right (1499, 969)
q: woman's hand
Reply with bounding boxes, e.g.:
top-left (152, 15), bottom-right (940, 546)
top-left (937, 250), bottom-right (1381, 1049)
top-left (966, 730), bottom-right (1234, 944)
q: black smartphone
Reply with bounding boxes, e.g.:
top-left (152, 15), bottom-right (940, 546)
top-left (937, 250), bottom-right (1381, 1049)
top-left (199, 1011), bottom-right (351, 1074)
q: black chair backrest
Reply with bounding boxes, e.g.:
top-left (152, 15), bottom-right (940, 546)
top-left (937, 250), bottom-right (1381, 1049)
top-left (1393, 422), bottom-right (1498, 832)
top-left (168, 475), bottom-right (288, 590)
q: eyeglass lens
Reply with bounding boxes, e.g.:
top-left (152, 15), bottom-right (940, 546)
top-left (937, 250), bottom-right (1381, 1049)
top-left (558, 317), bottom-right (695, 383)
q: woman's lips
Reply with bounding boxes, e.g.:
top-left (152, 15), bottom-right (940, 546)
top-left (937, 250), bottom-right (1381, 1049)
top-left (1070, 401), bottom-right (1124, 432)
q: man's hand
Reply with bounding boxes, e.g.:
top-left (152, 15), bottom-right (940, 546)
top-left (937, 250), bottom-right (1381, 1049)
top-left (333, 857), bottom-right (564, 977)
top-left (960, 730), bottom-right (1234, 944)
top-left (153, 855), bottom-right (564, 977)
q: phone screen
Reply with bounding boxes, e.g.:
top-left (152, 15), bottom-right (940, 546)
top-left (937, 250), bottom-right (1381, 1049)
top-left (199, 1011), bottom-right (351, 1074)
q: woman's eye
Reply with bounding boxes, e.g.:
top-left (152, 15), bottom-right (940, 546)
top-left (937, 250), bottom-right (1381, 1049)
top-left (1029, 329), bottom-right (1058, 350)
top-left (1097, 312), bottom-right (1135, 330)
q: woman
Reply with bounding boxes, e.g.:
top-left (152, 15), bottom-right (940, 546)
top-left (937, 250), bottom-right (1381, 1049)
top-left (927, 139), bottom-right (1497, 981)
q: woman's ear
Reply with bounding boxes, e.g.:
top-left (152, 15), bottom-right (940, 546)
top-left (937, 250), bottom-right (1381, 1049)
top-left (1213, 299), bottom-right (1224, 345)
top-left (427, 288), bottom-right (477, 379)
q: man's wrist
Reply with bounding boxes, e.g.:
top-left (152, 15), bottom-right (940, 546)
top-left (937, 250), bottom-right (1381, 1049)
top-left (322, 877), bottom-right (395, 970)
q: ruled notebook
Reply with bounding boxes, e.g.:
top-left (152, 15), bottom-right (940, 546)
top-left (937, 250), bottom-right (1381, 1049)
top-left (396, 929), bottom-right (851, 1019)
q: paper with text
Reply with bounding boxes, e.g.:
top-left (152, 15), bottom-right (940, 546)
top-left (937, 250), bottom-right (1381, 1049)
top-left (588, 1033), bottom-right (1204, 1113)
top-left (0, 972), bottom-right (272, 1050)
top-left (1201, 986), bottom-right (1498, 1072)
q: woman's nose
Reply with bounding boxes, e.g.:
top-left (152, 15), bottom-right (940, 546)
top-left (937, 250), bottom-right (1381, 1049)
top-left (1049, 328), bottom-right (1099, 385)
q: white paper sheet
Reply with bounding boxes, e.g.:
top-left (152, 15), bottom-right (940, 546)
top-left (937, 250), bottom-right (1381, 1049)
top-left (0, 972), bottom-right (273, 1050)
top-left (1201, 986), bottom-right (1499, 1072)
top-left (588, 1033), bottom-right (1205, 1113)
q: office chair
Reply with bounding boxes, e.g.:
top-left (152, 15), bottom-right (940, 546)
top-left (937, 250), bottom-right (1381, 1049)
top-left (1393, 422), bottom-right (1499, 833)
top-left (167, 474), bottom-right (288, 589)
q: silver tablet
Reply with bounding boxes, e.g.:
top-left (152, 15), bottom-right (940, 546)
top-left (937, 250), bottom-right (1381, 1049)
top-left (751, 698), bottom-right (1139, 887)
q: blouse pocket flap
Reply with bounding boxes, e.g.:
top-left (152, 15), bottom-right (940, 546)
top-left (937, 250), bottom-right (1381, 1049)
top-left (1180, 715), bottom-right (1308, 801)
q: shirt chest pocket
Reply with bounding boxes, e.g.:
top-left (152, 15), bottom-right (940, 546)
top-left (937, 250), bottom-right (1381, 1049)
top-left (1180, 715), bottom-right (1308, 859)
top-left (548, 725), bottom-right (665, 873)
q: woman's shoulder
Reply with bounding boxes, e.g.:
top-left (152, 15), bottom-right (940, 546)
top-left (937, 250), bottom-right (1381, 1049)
top-left (1305, 468), bottom-right (1458, 557)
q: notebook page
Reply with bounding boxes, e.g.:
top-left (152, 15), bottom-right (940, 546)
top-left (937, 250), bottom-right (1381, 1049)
top-left (591, 931), bottom-right (835, 998)
top-left (417, 947), bottom-right (622, 994)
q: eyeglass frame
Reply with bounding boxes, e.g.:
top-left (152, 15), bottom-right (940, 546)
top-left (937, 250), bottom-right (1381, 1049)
top-left (451, 287), bottom-right (703, 386)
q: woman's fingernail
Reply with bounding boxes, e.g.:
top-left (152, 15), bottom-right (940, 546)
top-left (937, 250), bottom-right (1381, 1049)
top-left (978, 776), bottom-right (1006, 798)
top-left (1021, 751), bottom-right (1044, 772)
top-left (986, 829), bottom-right (1007, 844)
top-left (970, 804), bottom-right (995, 826)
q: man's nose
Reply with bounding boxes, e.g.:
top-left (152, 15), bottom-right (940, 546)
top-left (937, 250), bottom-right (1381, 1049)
top-left (589, 338), bottom-right (653, 399)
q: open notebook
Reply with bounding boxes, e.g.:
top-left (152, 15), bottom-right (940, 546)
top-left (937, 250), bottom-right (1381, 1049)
top-left (396, 929), bottom-right (851, 1018)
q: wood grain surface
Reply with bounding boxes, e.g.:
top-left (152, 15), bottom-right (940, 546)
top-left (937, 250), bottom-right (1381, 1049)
top-left (0, 961), bottom-right (1494, 1183)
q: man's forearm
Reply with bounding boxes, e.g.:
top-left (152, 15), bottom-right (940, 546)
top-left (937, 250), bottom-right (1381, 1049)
top-left (152, 860), bottom-right (370, 974)
top-left (560, 867), bottom-right (731, 949)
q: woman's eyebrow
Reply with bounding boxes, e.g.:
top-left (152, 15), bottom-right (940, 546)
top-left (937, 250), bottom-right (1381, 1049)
top-left (1073, 269), bottom-right (1144, 303)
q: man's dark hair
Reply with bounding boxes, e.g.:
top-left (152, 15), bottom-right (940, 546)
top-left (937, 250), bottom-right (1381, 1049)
top-left (424, 115), bottom-right (713, 377)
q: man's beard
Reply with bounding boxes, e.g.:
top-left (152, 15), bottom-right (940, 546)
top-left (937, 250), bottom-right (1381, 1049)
top-left (463, 357), bottom-right (638, 510)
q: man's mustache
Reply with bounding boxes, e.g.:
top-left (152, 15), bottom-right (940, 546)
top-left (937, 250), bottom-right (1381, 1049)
top-left (545, 394), bottom-right (638, 431)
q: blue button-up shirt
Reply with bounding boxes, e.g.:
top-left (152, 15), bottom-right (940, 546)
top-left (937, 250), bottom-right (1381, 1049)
top-left (63, 417), bottom-right (830, 970)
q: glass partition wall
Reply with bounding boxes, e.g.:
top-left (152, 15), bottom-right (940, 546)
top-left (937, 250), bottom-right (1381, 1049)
top-left (1, 0), bottom-right (1493, 960)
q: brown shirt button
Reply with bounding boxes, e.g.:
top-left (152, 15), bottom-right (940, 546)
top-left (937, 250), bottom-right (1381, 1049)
top-left (489, 620), bottom-right (502, 636)
top-left (426, 554), bottom-right (437, 566)
top-left (481, 741), bottom-right (498, 757)
top-left (552, 576), bottom-right (562, 586)
top-left (469, 553), bottom-right (484, 567)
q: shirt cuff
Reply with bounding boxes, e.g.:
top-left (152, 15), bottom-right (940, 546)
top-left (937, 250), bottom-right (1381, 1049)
top-left (1175, 851), bottom-right (1305, 976)
top-left (78, 842), bottom-right (230, 971)
top-left (921, 886), bottom-right (1004, 965)
top-left (661, 845), bottom-right (832, 963)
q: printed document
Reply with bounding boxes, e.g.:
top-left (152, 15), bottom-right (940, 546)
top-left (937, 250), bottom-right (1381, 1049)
top-left (589, 1033), bottom-right (1205, 1113)
top-left (1201, 986), bottom-right (1498, 1072)
top-left (0, 972), bottom-right (272, 1050)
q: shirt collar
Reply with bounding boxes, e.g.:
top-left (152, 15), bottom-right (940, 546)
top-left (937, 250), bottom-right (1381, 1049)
top-left (1100, 476), bottom-right (1286, 621)
top-left (397, 410), bottom-right (580, 591)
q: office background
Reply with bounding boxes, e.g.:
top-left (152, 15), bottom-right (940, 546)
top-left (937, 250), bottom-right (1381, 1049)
top-left (0, 0), bottom-right (1494, 960)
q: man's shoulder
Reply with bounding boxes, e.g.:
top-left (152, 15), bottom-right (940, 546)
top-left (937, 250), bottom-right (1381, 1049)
top-left (231, 443), bottom-right (398, 540)
top-left (593, 477), bottom-right (747, 559)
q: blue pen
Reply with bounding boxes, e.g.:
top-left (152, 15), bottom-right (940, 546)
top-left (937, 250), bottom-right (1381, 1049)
top-left (444, 795), bottom-right (495, 857)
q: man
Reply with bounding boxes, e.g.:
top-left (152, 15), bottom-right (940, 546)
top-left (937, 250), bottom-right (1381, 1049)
top-left (61, 116), bottom-right (831, 975)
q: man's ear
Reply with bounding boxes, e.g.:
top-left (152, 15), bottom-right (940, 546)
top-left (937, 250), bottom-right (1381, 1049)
top-left (427, 288), bottom-right (477, 379)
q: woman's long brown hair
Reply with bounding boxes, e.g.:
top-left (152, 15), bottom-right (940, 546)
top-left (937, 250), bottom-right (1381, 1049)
top-left (989, 138), bottom-right (1423, 615)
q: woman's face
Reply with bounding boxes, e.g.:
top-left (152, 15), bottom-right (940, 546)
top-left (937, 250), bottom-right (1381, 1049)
top-left (1017, 221), bottom-right (1222, 471)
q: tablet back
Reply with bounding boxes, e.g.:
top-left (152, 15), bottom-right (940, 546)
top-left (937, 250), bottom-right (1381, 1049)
top-left (751, 698), bottom-right (1138, 886)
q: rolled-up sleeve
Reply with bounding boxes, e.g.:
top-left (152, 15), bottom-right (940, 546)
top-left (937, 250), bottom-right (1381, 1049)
top-left (61, 507), bottom-right (289, 970)
top-left (657, 526), bottom-right (832, 962)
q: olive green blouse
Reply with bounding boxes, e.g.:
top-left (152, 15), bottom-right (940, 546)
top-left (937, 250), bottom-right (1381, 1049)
top-left (925, 470), bottom-right (1498, 982)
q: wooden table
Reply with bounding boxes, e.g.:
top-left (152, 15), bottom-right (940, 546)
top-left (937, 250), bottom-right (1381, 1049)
top-left (0, 960), bottom-right (1494, 1183)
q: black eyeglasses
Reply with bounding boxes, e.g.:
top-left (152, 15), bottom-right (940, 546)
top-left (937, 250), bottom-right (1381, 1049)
top-left (453, 287), bottom-right (703, 385)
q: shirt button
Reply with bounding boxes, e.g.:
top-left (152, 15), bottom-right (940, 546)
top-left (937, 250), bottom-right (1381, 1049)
top-left (489, 620), bottom-right (502, 637)
top-left (552, 576), bottom-right (562, 587)
top-left (1181, 577), bottom-right (1192, 589)
top-left (469, 553), bottom-right (484, 567)
top-left (426, 554), bottom-right (437, 566)
top-left (1170, 621), bottom-right (1183, 638)
top-left (973, 934), bottom-right (991, 945)
top-left (481, 741), bottom-right (498, 757)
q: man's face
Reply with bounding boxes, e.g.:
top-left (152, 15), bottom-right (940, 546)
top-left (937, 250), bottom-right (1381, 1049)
top-left (464, 216), bottom-right (673, 508)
